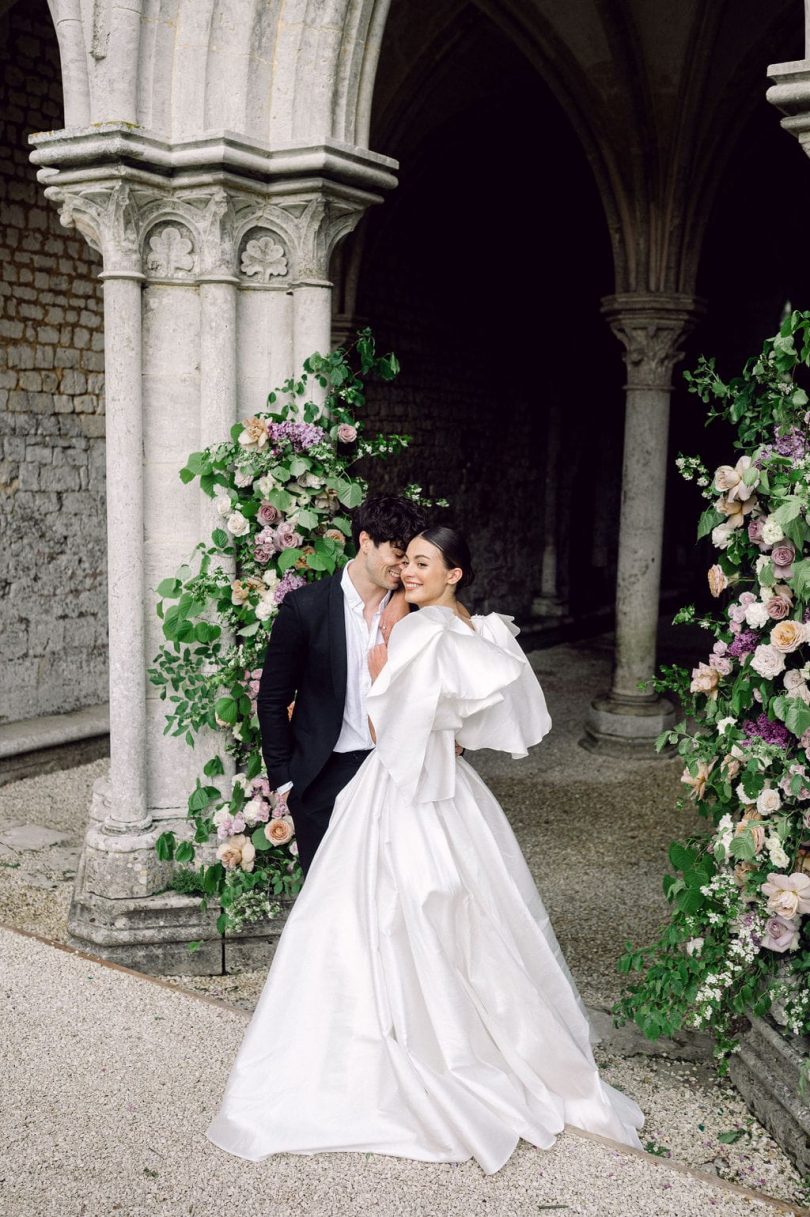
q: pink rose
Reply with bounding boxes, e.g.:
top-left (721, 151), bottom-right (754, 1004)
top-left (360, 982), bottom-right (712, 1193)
top-left (730, 621), bottom-right (742, 635)
top-left (728, 603), bottom-right (747, 623)
top-left (762, 915), bottom-right (800, 952)
top-left (709, 654), bottom-right (733, 675)
top-left (258, 500), bottom-right (281, 526)
top-left (275, 522), bottom-right (304, 550)
top-left (337, 423), bottom-right (357, 443)
top-left (748, 518), bottom-right (766, 547)
top-left (739, 592), bottom-right (756, 606)
top-left (713, 640), bottom-right (728, 657)
top-left (772, 542), bottom-right (796, 576)
top-left (766, 595), bottom-right (791, 621)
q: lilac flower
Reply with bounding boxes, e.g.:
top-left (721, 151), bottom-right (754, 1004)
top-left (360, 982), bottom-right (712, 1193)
top-left (266, 421), bottom-right (327, 453)
top-left (727, 630), bottom-right (759, 657)
top-left (742, 714), bottom-right (791, 748)
top-left (273, 571), bottom-right (306, 604)
top-left (774, 426), bottom-right (807, 461)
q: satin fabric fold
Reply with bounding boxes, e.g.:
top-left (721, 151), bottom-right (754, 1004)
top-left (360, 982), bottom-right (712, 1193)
top-left (206, 610), bottom-right (643, 1174)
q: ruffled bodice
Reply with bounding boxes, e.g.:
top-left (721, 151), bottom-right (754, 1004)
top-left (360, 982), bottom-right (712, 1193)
top-left (367, 606), bottom-right (552, 805)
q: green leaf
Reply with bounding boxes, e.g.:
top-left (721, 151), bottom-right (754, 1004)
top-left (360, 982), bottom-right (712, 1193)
top-left (697, 507), bottom-right (724, 540)
top-left (278, 547), bottom-right (303, 572)
top-left (186, 451), bottom-right (208, 474)
top-left (266, 488), bottom-right (294, 513)
top-left (676, 887), bottom-right (706, 915)
top-left (251, 825), bottom-right (271, 851)
top-left (155, 831), bottom-right (176, 861)
top-left (237, 620), bottom-right (261, 637)
top-left (784, 698), bottom-right (810, 738)
top-left (214, 696), bottom-right (238, 725)
top-left (175, 840), bottom-right (195, 864)
top-left (179, 467), bottom-right (195, 484)
top-left (717, 1129), bottom-right (746, 1144)
top-left (336, 480), bottom-right (364, 509)
top-left (668, 842), bottom-right (696, 873)
top-left (288, 457), bottom-right (310, 477)
top-left (156, 578), bottom-right (181, 599)
top-left (790, 558), bottom-right (810, 598)
top-left (296, 508), bottom-right (319, 530)
top-left (773, 497), bottom-right (803, 526)
top-left (212, 528), bottom-right (229, 548)
top-left (188, 786), bottom-right (210, 812)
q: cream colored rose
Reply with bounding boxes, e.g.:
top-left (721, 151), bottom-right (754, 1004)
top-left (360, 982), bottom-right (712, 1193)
top-left (713, 456), bottom-right (758, 502)
top-left (711, 522), bottom-right (735, 550)
top-left (230, 579), bottom-right (250, 605)
top-left (751, 644), bottom-right (786, 679)
top-left (267, 815), bottom-right (294, 846)
top-left (238, 417), bottom-right (268, 449)
top-left (216, 834), bottom-right (256, 872)
top-left (770, 620), bottom-right (806, 654)
top-left (707, 565), bottom-right (728, 598)
top-left (762, 872), bottom-right (810, 917)
top-left (226, 511), bottom-right (250, 537)
top-left (756, 786), bottom-right (782, 816)
top-left (716, 495), bottom-right (756, 528)
top-left (689, 662), bottom-right (720, 699)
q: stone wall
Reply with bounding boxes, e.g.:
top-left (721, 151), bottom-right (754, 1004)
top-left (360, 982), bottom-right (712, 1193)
top-left (0, 0), bottom-right (107, 723)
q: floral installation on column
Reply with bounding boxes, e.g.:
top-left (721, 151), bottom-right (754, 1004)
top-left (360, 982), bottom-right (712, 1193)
top-left (614, 310), bottom-right (810, 1061)
top-left (150, 330), bottom-right (445, 940)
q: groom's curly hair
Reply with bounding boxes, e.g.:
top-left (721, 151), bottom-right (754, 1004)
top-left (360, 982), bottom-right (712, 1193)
top-left (351, 493), bottom-right (427, 552)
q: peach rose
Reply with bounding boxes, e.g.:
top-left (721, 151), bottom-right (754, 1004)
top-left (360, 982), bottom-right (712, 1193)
top-left (216, 834), bottom-right (256, 872)
top-left (716, 494), bottom-right (756, 528)
top-left (770, 620), bottom-right (806, 654)
top-left (690, 662), bottom-right (720, 699)
top-left (736, 817), bottom-right (766, 854)
top-left (707, 565), bottom-right (728, 598)
top-left (713, 456), bottom-right (758, 502)
top-left (680, 760), bottom-right (714, 801)
top-left (267, 815), bottom-right (295, 846)
top-left (721, 752), bottom-right (742, 780)
top-left (324, 528), bottom-right (346, 547)
top-left (238, 417), bottom-right (268, 449)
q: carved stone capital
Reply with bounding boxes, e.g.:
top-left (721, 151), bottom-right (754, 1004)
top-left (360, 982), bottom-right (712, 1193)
top-left (602, 292), bottom-right (704, 391)
top-left (47, 181), bottom-right (143, 276)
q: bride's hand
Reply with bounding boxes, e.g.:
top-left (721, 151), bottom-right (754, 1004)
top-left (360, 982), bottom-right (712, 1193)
top-left (368, 642), bottom-right (388, 681)
top-left (379, 589), bottom-right (409, 643)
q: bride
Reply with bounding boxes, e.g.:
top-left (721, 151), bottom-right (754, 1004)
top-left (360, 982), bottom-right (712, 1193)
top-left (206, 525), bottom-right (644, 1174)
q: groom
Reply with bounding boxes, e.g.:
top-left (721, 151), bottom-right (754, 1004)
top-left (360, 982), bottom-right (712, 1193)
top-left (256, 493), bottom-right (427, 876)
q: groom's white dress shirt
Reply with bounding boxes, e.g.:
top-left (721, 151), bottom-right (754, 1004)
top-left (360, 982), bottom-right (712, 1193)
top-left (335, 560), bottom-right (391, 753)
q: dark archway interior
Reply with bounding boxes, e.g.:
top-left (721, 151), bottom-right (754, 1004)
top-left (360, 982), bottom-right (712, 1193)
top-left (350, 1), bottom-right (808, 634)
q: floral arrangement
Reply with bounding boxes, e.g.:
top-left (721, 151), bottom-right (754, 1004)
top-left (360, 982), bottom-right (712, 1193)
top-left (149, 331), bottom-right (441, 938)
top-left (615, 311), bottom-right (810, 1060)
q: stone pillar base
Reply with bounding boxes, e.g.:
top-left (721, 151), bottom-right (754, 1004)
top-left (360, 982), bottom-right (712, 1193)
top-left (728, 1015), bottom-right (810, 1178)
top-left (580, 692), bottom-right (675, 755)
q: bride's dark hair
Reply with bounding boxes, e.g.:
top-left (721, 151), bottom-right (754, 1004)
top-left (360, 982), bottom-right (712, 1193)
top-left (415, 525), bottom-right (475, 589)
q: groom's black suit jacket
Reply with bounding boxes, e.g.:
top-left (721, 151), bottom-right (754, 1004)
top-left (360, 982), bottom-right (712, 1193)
top-left (257, 572), bottom-right (351, 796)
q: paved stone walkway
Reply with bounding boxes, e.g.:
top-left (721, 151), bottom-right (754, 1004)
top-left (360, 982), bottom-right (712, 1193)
top-left (0, 624), bottom-right (807, 1213)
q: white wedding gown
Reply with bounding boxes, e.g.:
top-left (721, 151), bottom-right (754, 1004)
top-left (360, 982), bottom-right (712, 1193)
top-left (206, 606), bottom-right (644, 1174)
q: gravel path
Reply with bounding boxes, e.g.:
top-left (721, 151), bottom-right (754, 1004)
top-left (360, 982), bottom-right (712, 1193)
top-left (0, 630), bottom-right (806, 1211)
top-left (1, 926), bottom-right (802, 1217)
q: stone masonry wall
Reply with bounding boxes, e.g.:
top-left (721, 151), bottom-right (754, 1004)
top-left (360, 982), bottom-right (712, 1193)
top-left (0, 0), bottom-right (107, 723)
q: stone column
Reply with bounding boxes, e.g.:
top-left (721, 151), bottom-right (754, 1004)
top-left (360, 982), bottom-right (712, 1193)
top-left (582, 292), bottom-right (700, 754)
top-left (531, 401), bottom-right (568, 621)
top-left (31, 130), bottom-right (393, 971)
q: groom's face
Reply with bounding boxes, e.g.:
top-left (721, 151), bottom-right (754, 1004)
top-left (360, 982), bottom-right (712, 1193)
top-left (358, 532), bottom-right (407, 590)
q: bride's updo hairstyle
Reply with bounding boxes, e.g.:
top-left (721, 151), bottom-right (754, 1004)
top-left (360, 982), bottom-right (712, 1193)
top-left (415, 526), bottom-right (475, 590)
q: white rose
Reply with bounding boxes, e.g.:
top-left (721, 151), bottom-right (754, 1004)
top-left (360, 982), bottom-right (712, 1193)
top-left (242, 797), bottom-right (265, 826)
top-left (756, 787), bottom-right (782, 816)
top-left (262, 570), bottom-right (279, 588)
top-left (761, 516), bottom-right (785, 545)
top-left (231, 773), bottom-right (250, 794)
top-left (255, 596), bottom-right (276, 621)
top-left (750, 644), bottom-right (787, 679)
top-left (712, 523), bottom-right (735, 550)
top-left (744, 601), bottom-right (770, 628)
top-left (717, 717), bottom-right (736, 734)
top-left (213, 807), bottom-right (231, 827)
top-left (226, 511), bottom-right (250, 536)
top-left (736, 782), bottom-right (756, 805)
top-left (255, 474), bottom-right (276, 497)
top-left (766, 836), bottom-right (790, 869)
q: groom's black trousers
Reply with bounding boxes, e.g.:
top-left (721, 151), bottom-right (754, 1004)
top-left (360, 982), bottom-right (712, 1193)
top-left (288, 748), bottom-right (372, 877)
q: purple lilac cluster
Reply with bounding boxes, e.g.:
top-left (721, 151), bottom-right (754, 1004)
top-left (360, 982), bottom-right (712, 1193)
top-left (774, 426), bottom-right (807, 461)
top-left (742, 714), bottom-right (791, 748)
top-left (727, 630), bottom-right (759, 658)
top-left (273, 571), bottom-right (306, 604)
top-left (266, 421), bottom-right (327, 453)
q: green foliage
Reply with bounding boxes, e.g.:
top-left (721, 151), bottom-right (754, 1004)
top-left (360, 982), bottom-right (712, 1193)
top-left (615, 311), bottom-right (810, 1061)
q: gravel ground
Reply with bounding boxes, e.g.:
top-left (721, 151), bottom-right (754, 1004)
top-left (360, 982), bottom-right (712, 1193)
top-left (1, 926), bottom-right (802, 1217)
top-left (0, 631), bottom-right (806, 1209)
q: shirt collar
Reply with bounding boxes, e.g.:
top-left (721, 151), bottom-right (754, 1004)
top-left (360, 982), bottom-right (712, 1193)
top-left (341, 560), bottom-right (392, 614)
